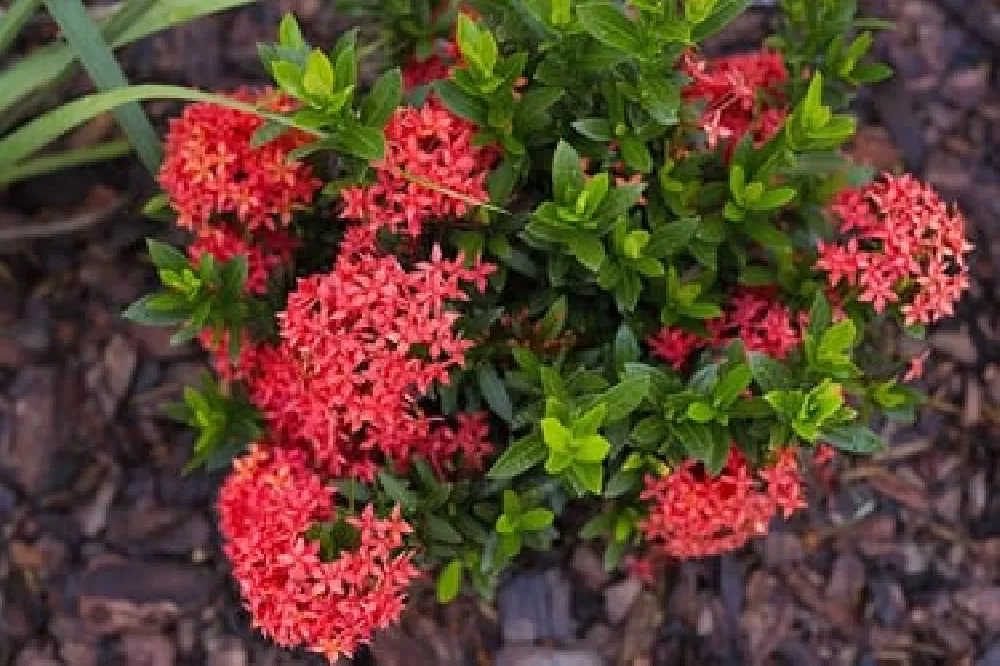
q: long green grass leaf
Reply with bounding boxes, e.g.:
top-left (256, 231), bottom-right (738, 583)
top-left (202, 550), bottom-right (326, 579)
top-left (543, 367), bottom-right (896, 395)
top-left (0, 0), bottom-right (43, 56)
top-left (0, 139), bottom-right (132, 186)
top-left (0, 0), bottom-right (254, 117)
top-left (43, 0), bottom-right (161, 174)
top-left (0, 84), bottom-right (326, 174)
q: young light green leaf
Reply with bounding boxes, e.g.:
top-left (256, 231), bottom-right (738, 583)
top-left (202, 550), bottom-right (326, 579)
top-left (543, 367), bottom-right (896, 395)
top-left (519, 508), bottom-right (554, 531)
top-left (436, 559), bottom-right (464, 603)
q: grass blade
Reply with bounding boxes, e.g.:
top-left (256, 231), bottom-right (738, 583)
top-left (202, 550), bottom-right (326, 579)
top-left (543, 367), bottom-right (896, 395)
top-left (0, 139), bottom-right (132, 186)
top-left (0, 84), bottom-right (326, 174)
top-left (0, 0), bottom-right (254, 120)
top-left (0, 0), bottom-right (43, 56)
top-left (42, 0), bottom-right (161, 174)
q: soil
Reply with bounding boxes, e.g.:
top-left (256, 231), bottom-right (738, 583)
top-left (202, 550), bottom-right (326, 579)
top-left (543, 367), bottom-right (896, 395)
top-left (1, 1), bottom-right (999, 665)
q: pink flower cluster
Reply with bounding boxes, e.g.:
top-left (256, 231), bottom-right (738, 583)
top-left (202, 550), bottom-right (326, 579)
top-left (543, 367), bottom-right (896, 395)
top-left (817, 174), bottom-right (973, 325)
top-left (682, 49), bottom-right (789, 157)
top-left (239, 241), bottom-right (495, 480)
top-left (342, 98), bottom-right (498, 239)
top-left (217, 445), bottom-right (419, 660)
top-left (648, 289), bottom-right (805, 370)
top-left (640, 447), bottom-right (805, 558)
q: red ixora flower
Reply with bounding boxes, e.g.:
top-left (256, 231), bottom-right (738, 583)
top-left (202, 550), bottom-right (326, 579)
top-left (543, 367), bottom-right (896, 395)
top-left (639, 447), bottom-right (806, 558)
top-left (188, 225), bottom-right (298, 295)
top-left (403, 39), bottom-right (460, 89)
top-left (159, 89), bottom-right (321, 233)
top-left (341, 98), bottom-right (499, 239)
top-left (648, 288), bottom-right (806, 371)
top-left (681, 49), bottom-right (788, 159)
top-left (240, 242), bottom-right (494, 480)
top-left (816, 174), bottom-right (973, 326)
top-left (217, 444), bottom-right (419, 661)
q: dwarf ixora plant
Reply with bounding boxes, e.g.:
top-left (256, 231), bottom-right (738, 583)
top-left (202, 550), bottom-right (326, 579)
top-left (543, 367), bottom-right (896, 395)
top-left (119, 0), bottom-right (972, 661)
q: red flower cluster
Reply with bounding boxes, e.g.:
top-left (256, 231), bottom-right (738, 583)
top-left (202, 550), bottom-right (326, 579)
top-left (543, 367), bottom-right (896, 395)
top-left (648, 289), bottom-right (805, 370)
top-left (241, 242), bottom-right (494, 479)
top-left (682, 49), bottom-right (788, 157)
top-left (341, 98), bottom-right (498, 238)
top-left (188, 226), bottom-right (298, 294)
top-left (403, 40), bottom-right (460, 89)
top-left (217, 445), bottom-right (418, 661)
top-left (817, 174), bottom-right (973, 325)
top-left (639, 447), bottom-right (805, 558)
top-left (159, 89), bottom-right (321, 233)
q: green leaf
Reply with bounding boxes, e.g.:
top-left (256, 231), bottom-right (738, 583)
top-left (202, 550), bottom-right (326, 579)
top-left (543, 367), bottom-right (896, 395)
top-left (594, 184), bottom-right (645, 224)
top-left (569, 234), bottom-right (606, 272)
top-left (432, 80), bottom-right (488, 124)
top-left (478, 366), bottom-right (514, 424)
top-left (302, 49), bottom-right (334, 97)
top-left (541, 417), bottom-right (573, 453)
top-left (436, 559), bottom-right (464, 603)
top-left (0, 0), bottom-right (42, 57)
top-left (456, 13), bottom-right (497, 74)
top-left (552, 140), bottom-right (586, 203)
top-left (377, 472), bottom-right (418, 510)
top-left (0, 0), bottom-right (252, 120)
top-left (575, 435), bottom-right (611, 462)
top-left (598, 374), bottom-right (651, 424)
top-left (704, 426), bottom-right (730, 475)
top-left (574, 403), bottom-right (608, 436)
top-left (645, 218), bottom-right (698, 257)
top-left (427, 515), bottom-right (463, 544)
top-left (146, 239), bottom-right (189, 272)
top-left (334, 124), bottom-right (385, 160)
top-left (819, 319), bottom-right (857, 358)
top-left (747, 352), bottom-right (792, 393)
top-left (750, 187), bottom-right (796, 210)
top-left (538, 295), bottom-right (569, 340)
top-left (619, 136), bottom-right (652, 173)
top-left (576, 2), bottom-right (642, 54)
top-left (42, 0), bottom-right (161, 174)
top-left (573, 118), bottom-right (614, 141)
top-left (361, 68), bottom-right (402, 127)
top-left (614, 323), bottom-right (640, 370)
top-left (568, 461), bottom-right (604, 495)
top-left (487, 434), bottom-right (546, 480)
top-left (604, 469), bottom-right (639, 498)
top-left (0, 84), bottom-right (325, 173)
top-left (519, 508), bottom-right (554, 531)
top-left (686, 401), bottom-right (716, 423)
top-left (712, 364), bottom-right (753, 409)
top-left (808, 292), bottom-right (832, 340)
top-left (821, 424), bottom-right (885, 454)
top-left (278, 13), bottom-right (306, 49)
top-left (691, 0), bottom-right (752, 42)
top-left (121, 293), bottom-right (189, 326)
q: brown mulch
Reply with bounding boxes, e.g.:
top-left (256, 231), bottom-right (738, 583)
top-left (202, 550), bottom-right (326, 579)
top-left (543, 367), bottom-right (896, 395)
top-left (1, 1), bottom-right (998, 665)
